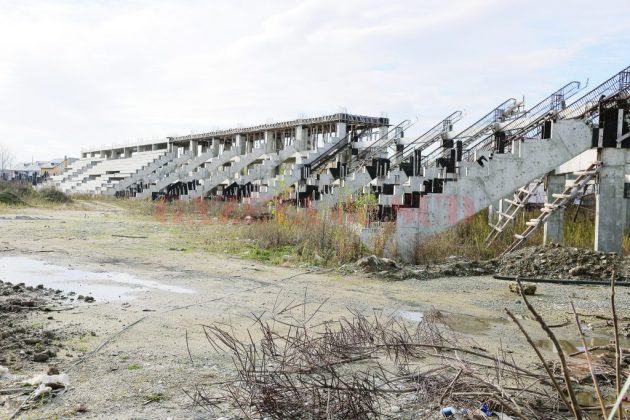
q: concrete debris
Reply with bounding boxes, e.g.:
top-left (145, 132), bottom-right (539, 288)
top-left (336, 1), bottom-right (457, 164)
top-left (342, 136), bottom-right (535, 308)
top-left (342, 255), bottom-right (496, 280)
top-left (0, 279), bottom-right (78, 373)
top-left (27, 373), bottom-right (70, 388)
top-left (33, 383), bottom-right (52, 398)
top-left (32, 352), bottom-right (49, 363)
top-left (509, 283), bottom-right (536, 295)
top-left (356, 255), bottom-right (399, 272)
top-left (497, 244), bottom-right (629, 281)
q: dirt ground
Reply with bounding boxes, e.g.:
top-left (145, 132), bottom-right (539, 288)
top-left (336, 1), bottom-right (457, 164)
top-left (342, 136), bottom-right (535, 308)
top-left (0, 201), bottom-right (628, 419)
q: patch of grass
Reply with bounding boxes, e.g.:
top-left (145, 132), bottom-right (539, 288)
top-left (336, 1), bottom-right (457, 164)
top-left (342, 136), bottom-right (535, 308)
top-left (0, 191), bottom-right (25, 205)
top-left (143, 392), bottom-right (166, 403)
top-left (127, 363), bottom-right (142, 370)
top-left (0, 181), bottom-right (73, 207)
top-left (241, 206), bottom-right (364, 266)
top-left (67, 333), bottom-right (94, 353)
top-left (246, 245), bottom-right (297, 263)
top-left (413, 204), bottom-right (627, 264)
top-left (39, 187), bottom-right (72, 203)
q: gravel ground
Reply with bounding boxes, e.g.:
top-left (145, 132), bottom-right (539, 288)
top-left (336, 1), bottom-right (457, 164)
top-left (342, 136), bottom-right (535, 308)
top-left (1, 204), bottom-right (629, 419)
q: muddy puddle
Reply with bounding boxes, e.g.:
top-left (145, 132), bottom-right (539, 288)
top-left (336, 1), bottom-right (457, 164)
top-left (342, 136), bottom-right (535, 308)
top-left (392, 309), bottom-right (507, 335)
top-left (0, 256), bottom-right (194, 301)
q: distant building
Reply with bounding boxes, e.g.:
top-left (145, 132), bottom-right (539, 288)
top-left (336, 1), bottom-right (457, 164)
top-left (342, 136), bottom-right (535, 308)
top-left (38, 157), bottom-right (78, 177)
top-left (1, 157), bottom-right (78, 183)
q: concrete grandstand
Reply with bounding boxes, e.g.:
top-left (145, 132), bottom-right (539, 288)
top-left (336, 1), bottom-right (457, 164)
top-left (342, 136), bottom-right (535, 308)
top-left (45, 66), bottom-right (630, 259)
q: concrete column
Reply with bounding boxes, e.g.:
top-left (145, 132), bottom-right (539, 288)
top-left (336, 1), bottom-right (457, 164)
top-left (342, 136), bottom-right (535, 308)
top-left (190, 140), bottom-right (198, 157)
top-left (379, 125), bottom-right (388, 141)
top-left (336, 122), bottom-right (347, 140)
top-left (233, 134), bottom-right (243, 155)
top-left (264, 131), bottom-right (274, 153)
top-left (595, 148), bottom-right (626, 253)
top-left (295, 126), bottom-right (305, 151)
top-left (211, 139), bottom-right (219, 157)
top-left (544, 173), bottom-right (566, 244)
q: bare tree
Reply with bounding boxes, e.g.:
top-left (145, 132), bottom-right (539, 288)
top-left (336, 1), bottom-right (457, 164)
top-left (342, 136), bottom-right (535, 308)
top-left (0, 143), bottom-right (15, 172)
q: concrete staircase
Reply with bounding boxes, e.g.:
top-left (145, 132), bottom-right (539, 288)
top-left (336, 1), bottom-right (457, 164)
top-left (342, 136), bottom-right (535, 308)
top-left (365, 120), bottom-right (594, 260)
top-left (105, 151), bottom-right (177, 196)
top-left (183, 146), bottom-right (268, 199)
top-left (235, 145), bottom-right (299, 188)
top-left (135, 148), bottom-right (227, 199)
top-left (44, 158), bottom-right (104, 191)
top-left (248, 138), bottom-right (344, 203)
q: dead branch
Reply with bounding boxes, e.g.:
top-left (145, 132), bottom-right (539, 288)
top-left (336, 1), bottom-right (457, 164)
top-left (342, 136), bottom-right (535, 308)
top-left (505, 308), bottom-right (573, 413)
top-left (516, 279), bottom-right (582, 420)
top-left (611, 272), bottom-right (623, 420)
top-left (571, 301), bottom-right (607, 418)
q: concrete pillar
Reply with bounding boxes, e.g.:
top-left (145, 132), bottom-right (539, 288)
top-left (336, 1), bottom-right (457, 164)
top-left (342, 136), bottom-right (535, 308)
top-left (336, 122), bottom-right (347, 140)
top-left (190, 140), bottom-right (198, 157)
top-left (544, 173), bottom-right (566, 244)
top-left (211, 139), bottom-right (219, 157)
top-left (264, 131), bottom-right (274, 153)
top-left (379, 125), bottom-right (388, 141)
top-left (295, 126), bottom-right (305, 151)
top-left (595, 148), bottom-right (626, 253)
top-left (232, 134), bottom-right (242, 155)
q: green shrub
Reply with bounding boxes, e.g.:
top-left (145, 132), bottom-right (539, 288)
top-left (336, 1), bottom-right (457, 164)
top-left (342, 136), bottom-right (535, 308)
top-left (39, 187), bottom-right (72, 203)
top-left (0, 191), bottom-right (24, 205)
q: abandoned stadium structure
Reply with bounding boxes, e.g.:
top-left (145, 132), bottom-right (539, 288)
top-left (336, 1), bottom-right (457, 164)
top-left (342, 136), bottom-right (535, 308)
top-left (45, 66), bottom-right (630, 260)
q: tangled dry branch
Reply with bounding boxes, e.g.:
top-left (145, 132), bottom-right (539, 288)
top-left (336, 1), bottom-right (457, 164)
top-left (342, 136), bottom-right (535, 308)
top-left (190, 292), bottom-right (579, 419)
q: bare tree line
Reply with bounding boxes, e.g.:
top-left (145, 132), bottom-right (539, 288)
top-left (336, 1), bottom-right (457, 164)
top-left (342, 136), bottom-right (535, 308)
top-left (0, 143), bottom-right (15, 172)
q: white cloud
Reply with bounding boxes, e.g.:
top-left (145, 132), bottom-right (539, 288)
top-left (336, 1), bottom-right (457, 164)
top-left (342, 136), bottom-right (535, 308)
top-left (0, 0), bottom-right (629, 161)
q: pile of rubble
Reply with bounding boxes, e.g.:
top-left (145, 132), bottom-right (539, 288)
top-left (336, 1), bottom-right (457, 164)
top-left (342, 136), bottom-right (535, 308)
top-left (0, 280), bottom-right (73, 370)
top-left (343, 255), bottom-right (497, 280)
top-left (0, 281), bottom-right (89, 417)
top-left (496, 243), bottom-right (630, 281)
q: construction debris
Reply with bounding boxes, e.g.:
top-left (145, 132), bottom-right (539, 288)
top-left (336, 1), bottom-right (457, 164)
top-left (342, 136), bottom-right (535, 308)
top-left (509, 282), bottom-right (536, 295)
top-left (0, 280), bottom-right (73, 371)
top-left (343, 255), bottom-right (496, 280)
top-left (355, 255), bottom-right (399, 272)
top-left (497, 244), bottom-right (630, 281)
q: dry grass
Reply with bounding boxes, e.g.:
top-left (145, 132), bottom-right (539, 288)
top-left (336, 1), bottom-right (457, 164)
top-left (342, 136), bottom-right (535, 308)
top-left (413, 204), bottom-right (625, 264)
top-left (0, 181), bottom-right (72, 209)
top-left (102, 196), bottom-right (629, 267)
top-left (242, 205), bottom-right (364, 266)
top-left (5, 181), bottom-right (620, 267)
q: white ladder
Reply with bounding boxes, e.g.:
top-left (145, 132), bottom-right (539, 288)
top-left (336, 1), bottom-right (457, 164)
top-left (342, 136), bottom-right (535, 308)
top-left (485, 179), bottom-right (543, 246)
top-left (502, 161), bottom-right (602, 254)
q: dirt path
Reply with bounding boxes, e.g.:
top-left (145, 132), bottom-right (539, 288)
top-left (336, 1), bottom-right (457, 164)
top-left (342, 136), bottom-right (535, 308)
top-left (0, 205), bottom-right (627, 419)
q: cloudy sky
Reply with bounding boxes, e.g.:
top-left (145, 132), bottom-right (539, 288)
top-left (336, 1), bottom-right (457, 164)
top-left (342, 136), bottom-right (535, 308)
top-left (1, 0), bottom-right (629, 163)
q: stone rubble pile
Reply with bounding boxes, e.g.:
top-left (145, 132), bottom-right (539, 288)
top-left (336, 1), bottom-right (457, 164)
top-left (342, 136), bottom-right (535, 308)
top-left (345, 255), bottom-right (497, 280)
top-left (496, 243), bottom-right (630, 281)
